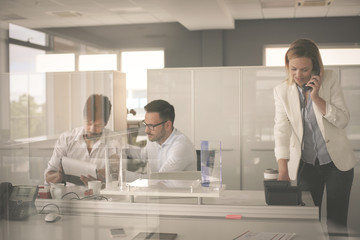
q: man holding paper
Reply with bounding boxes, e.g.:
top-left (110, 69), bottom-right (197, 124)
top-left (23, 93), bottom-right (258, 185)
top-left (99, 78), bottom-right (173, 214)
top-left (44, 94), bottom-right (121, 186)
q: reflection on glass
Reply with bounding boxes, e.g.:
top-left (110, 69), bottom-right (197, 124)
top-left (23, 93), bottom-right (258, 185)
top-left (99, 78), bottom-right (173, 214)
top-left (121, 50), bottom-right (164, 121)
top-left (10, 93), bottom-right (46, 140)
top-left (1, 71), bottom-right (122, 188)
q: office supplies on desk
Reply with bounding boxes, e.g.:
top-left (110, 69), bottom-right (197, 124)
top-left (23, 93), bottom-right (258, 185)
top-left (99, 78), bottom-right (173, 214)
top-left (0, 182), bottom-right (38, 220)
top-left (44, 212), bottom-right (60, 223)
top-left (264, 180), bottom-right (302, 206)
top-left (109, 228), bottom-right (126, 238)
top-left (38, 185), bottom-right (51, 199)
top-left (226, 214), bottom-right (242, 220)
top-left (234, 231), bottom-right (295, 240)
top-left (61, 157), bottom-right (97, 185)
top-left (88, 180), bottom-right (102, 195)
top-left (129, 178), bottom-right (200, 190)
top-left (50, 183), bottom-right (65, 199)
top-left (132, 232), bottom-right (177, 240)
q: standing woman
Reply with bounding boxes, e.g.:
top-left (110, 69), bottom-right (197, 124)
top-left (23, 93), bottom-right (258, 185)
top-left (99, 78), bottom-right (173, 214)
top-left (273, 38), bottom-right (357, 236)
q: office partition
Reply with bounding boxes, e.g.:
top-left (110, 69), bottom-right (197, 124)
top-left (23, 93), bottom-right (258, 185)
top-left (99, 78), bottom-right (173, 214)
top-left (148, 65), bottom-right (360, 190)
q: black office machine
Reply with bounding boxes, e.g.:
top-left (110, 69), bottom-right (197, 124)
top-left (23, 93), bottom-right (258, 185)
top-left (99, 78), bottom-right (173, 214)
top-left (0, 182), bottom-right (39, 220)
top-left (264, 180), bottom-right (302, 206)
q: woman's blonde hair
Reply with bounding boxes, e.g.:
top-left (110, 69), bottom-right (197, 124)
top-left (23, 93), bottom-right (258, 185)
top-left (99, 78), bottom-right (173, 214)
top-left (285, 39), bottom-right (324, 84)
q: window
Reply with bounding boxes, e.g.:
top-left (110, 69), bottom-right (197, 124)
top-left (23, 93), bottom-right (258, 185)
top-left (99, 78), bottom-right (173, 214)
top-left (9, 25), bottom-right (48, 140)
top-left (79, 54), bottom-right (117, 71)
top-left (265, 46), bottom-right (360, 66)
top-left (121, 50), bottom-right (164, 120)
top-left (36, 53), bottom-right (75, 72)
top-left (320, 49), bottom-right (360, 65)
top-left (264, 48), bottom-right (288, 67)
top-left (9, 24), bottom-right (47, 46)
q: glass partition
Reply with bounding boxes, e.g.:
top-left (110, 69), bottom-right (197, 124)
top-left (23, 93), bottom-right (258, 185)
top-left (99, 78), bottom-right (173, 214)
top-left (0, 71), bottom-right (126, 186)
top-left (148, 65), bottom-right (360, 191)
top-left (1, 66), bottom-right (359, 193)
top-left (1, 67), bottom-right (357, 240)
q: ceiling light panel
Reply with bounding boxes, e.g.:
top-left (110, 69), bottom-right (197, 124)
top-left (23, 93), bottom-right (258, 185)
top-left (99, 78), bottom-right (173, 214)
top-left (296, 0), bottom-right (332, 7)
top-left (262, 8), bottom-right (295, 18)
top-left (47, 11), bottom-right (83, 17)
top-left (94, 0), bottom-right (138, 8)
top-left (225, 0), bottom-right (262, 19)
top-left (260, 0), bottom-right (295, 8)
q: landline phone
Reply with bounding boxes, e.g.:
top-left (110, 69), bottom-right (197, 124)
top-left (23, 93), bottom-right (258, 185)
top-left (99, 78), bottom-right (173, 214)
top-left (264, 180), bottom-right (302, 206)
top-left (0, 182), bottom-right (39, 220)
top-left (302, 64), bottom-right (320, 92)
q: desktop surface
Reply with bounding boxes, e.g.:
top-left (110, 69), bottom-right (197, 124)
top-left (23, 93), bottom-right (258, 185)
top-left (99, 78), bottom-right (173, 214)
top-left (1, 209), bottom-right (325, 240)
top-left (1, 184), bottom-right (325, 240)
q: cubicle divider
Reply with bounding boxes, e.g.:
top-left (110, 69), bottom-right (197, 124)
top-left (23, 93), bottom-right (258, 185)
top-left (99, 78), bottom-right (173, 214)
top-left (1, 66), bottom-right (359, 235)
top-left (148, 65), bottom-right (360, 190)
top-left (148, 65), bottom-right (360, 233)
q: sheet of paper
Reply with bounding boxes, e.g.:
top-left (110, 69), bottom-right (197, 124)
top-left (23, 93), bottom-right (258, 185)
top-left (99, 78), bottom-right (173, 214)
top-left (61, 157), bottom-right (97, 178)
top-left (128, 179), bottom-right (149, 187)
top-left (234, 231), bottom-right (295, 240)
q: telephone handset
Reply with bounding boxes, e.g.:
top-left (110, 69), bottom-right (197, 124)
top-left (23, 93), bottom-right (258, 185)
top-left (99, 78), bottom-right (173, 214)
top-left (302, 65), bottom-right (320, 92)
top-left (0, 182), bottom-right (39, 220)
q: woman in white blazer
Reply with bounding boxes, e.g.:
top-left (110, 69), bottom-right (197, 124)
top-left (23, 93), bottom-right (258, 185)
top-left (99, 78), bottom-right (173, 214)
top-left (273, 39), bottom-right (357, 236)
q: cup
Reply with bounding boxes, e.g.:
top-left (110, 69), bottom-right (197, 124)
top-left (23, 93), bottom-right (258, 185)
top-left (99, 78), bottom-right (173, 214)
top-left (264, 168), bottom-right (279, 180)
top-left (88, 180), bottom-right (102, 195)
top-left (38, 185), bottom-right (51, 199)
top-left (50, 183), bottom-right (66, 199)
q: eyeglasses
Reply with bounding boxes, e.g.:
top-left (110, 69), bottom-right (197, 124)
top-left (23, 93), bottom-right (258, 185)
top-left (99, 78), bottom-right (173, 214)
top-left (142, 120), bottom-right (167, 131)
top-left (86, 121), bottom-right (105, 130)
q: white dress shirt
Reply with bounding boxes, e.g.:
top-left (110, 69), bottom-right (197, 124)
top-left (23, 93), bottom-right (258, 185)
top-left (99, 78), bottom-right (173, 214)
top-left (297, 85), bottom-right (332, 166)
top-left (143, 128), bottom-right (197, 173)
top-left (44, 126), bottom-right (121, 184)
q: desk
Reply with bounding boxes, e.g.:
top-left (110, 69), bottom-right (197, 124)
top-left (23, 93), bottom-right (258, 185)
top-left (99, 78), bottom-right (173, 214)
top-left (101, 179), bottom-right (224, 205)
top-left (1, 212), bottom-right (325, 240)
top-left (1, 191), bottom-right (326, 240)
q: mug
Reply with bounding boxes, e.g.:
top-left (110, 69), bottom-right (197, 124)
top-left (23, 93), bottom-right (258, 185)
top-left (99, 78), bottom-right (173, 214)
top-left (88, 180), bottom-right (102, 195)
top-left (50, 183), bottom-right (66, 199)
top-left (264, 168), bottom-right (279, 181)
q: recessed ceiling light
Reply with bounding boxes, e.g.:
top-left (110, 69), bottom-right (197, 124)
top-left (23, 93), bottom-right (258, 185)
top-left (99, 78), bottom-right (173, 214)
top-left (296, 0), bottom-right (333, 7)
top-left (261, 0), bottom-right (294, 8)
top-left (47, 11), bottom-right (83, 17)
top-left (108, 7), bottom-right (145, 14)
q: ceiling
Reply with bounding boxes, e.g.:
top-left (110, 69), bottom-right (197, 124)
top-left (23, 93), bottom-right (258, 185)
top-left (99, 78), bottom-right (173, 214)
top-left (0, 0), bottom-right (359, 31)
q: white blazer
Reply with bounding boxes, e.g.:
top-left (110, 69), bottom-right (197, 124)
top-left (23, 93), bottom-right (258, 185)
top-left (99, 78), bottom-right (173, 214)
top-left (273, 69), bottom-right (357, 180)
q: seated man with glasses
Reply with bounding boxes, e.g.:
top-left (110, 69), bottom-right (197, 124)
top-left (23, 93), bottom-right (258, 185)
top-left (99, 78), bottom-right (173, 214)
top-left (44, 94), bottom-right (121, 186)
top-left (138, 99), bottom-right (197, 174)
